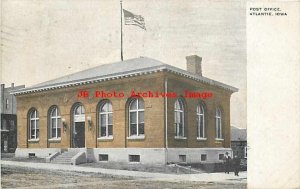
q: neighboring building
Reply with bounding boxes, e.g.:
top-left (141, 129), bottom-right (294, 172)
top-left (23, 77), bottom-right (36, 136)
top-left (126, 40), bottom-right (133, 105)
top-left (12, 55), bottom-right (238, 165)
top-left (231, 126), bottom-right (247, 159)
top-left (0, 83), bottom-right (25, 152)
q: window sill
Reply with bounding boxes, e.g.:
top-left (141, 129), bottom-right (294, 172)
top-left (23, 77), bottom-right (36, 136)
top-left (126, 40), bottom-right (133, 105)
top-left (28, 139), bottom-right (39, 143)
top-left (48, 138), bottom-right (61, 143)
top-left (128, 161), bottom-right (141, 164)
top-left (127, 135), bottom-right (145, 140)
top-left (97, 136), bottom-right (114, 141)
top-left (197, 137), bottom-right (207, 141)
top-left (174, 136), bottom-right (187, 140)
top-left (215, 138), bottom-right (224, 141)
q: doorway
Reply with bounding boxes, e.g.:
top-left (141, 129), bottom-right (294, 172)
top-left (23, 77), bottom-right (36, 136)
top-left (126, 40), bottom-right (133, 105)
top-left (74, 122), bottom-right (85, 148)
top-left (72, 104), bottom-right (86, 148)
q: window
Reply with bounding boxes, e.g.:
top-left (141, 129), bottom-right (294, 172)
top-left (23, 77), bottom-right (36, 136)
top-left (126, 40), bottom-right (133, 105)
top-left (99, 154), bottom-right (109, 161)
top-left (99, 101), bottom-right (113, 137)
top-left (244, 146), bottom-right (247, 158)
top-left (179, 155), bottom-right (186, 162)
top-left (74, 105), bottom-right (85, 114)
top-left (219, 154), bottom-right (224, 160)
top-left (129, 155), bottom-right (140, 163)
top-left (201, 154), bottom-right (207, 161)
top-left (74, 104), bottom-right (85, 122)
top-left (197, 104), bottom-right (205, 138)
top-left (129, 98), bottom-right (144, 136)
top-left (49, 107), bottom-right (61, 139)
top-left (216, 108), bottom-right (222, 139)
top-left (29, 109), bottom-right (39, 140)
top-left (174, 99), bottom-right (185, 137)
top-left (28, 153), bottom-right (36, 158)
top-left (5, 98), bottom-right (9, 109)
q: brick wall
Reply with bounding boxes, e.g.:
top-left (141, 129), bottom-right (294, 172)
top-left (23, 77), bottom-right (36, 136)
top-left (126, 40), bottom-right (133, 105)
top-left (165, 72), bottom-right (232, 148)
top-left (16, 71), bottom-right (233, 149)
top-left (16, 73), bottom-right (165, 149)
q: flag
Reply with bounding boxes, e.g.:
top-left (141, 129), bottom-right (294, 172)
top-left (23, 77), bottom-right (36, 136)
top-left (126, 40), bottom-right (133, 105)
top-left (123, 9), bottom-right (146, 30)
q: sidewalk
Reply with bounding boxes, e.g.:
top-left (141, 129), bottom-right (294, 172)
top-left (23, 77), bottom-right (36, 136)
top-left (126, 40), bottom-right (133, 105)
top-left (1, 160), bottom-right (246, 183)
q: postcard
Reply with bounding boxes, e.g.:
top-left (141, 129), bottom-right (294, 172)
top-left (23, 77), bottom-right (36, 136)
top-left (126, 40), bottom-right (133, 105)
top-left (1, 0), bottom-right (299, 188)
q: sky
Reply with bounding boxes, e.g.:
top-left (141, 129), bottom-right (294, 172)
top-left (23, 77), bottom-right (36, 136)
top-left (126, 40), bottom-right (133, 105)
top-left (0, 0), bottom-right (246, 128)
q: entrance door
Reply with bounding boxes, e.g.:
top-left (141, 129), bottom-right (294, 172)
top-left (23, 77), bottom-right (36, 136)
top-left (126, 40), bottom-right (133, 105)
top-left (72, 104), bottom-right (86, 148)
top-left (74, 122), bottom-right (85, 148)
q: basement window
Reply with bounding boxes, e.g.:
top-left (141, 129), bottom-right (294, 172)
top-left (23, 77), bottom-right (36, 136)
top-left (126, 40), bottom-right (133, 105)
top-left (201, 154), bottom-right (207, 161)
top-left (129, 155), bottom-right (140, 163)
top-left (219, 154), bottom-right (224, 160)
top-left (179, 155), bottom-right (186, 163)
top-left (28, 153), bottom-right (36, 158)
top-left (99, 154), bottom-right (109, 162)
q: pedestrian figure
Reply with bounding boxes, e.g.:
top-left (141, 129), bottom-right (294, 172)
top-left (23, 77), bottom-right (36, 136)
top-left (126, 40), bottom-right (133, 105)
top-left (223, 152), bottom-right (231, 174)
top-left (233, 155), bottom-right (241, 176)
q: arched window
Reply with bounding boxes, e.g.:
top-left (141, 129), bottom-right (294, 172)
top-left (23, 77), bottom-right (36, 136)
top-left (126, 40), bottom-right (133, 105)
top-left (99, 101), bottom-right (113, 137)
top-left (29, 109), bottom-right (39, 140)
top-left (174, 99), bottom-right (185, 137)
top-left (49, 106), bottom-right (61, 139)
top-left (216, 108), bottom-right (222, 139)
top-left (74, 105), bottom-right (85, 115)
top-left (74, 104), bottom-right (85, 122)
top-left (129, 98), bottom-right (144, 136)
top-left (197, 104), bottom-right (205, 138)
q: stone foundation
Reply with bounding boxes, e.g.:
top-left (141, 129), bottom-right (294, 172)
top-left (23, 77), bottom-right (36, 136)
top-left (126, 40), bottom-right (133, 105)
top-left (15, 147), bottom-right (232, 165)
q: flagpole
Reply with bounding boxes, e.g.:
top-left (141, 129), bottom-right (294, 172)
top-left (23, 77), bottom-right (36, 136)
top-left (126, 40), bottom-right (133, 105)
top-left (120, 0), bottom-right (123, 61)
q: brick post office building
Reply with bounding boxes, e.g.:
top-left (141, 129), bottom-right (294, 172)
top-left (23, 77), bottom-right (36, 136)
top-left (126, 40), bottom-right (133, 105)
top-left (13, 55), bottom-right (238, 165)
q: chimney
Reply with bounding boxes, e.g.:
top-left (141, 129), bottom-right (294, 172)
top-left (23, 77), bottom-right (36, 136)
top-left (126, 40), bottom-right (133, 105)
top-left (186, 55), bottom-right (202, 76)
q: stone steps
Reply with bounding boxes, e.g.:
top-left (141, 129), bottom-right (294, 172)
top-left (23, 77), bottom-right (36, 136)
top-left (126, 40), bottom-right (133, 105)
top-left (51, 150), bottom-right (79, 164)
top-left (52, 160), bottom-right (72, 164)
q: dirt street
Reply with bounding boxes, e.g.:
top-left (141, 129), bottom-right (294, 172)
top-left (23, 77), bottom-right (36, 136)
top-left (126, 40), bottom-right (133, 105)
top-left (1, 165), bottom-right (246, 189)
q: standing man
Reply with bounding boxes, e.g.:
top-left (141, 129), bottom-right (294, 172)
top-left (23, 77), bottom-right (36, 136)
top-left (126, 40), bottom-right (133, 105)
top-left (223, 152), bottom-right (231, 174)
top-left (233, 155), bottom-right (241, 176)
